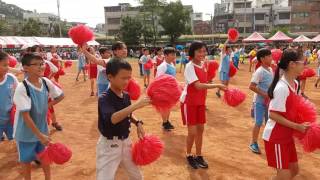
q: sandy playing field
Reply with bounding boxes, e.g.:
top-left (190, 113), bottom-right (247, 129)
top-left (0, 59), bottom-right (319, 180)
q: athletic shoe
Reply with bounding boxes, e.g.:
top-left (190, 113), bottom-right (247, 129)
top-left (249, 142), bottom-right (261, 154)
top-left (194, 156), bottom-right (209, 169)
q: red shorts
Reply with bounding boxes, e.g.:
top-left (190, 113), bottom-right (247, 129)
top-left (264, 140), bottom-right (298, 169)
top-left (180, 103), bottom-right (206, 126)
top-left (89, 65), bottom-right (97, 79)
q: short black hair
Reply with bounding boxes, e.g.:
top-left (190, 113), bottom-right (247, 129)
top-left (99, 47), bottom-right (110, 54)
top-left (111, 41), bottom-right (126, 51)
top-left (155, 47), bottom-right (162, 53)
top-left (142, 48), bottom-right (149, 52)
top-left (189, 41), bottom-right (207, 58)
top-left (30, 45), bottom-right (40, 52)
top-left (21, 53), bottom-right (43, 66)
top-left (0, 51), bottom-right (9, 62)
top-left (257, 48), bottom-right (272, 62)
top-left (106, 58), bottom-right (132, 77)
top-left (163, 47), bottom-right (176, 55)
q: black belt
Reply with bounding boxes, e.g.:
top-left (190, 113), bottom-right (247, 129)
top-left (105, 135), bottom-right (128, 140)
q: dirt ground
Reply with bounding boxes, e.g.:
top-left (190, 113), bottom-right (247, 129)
top-left (0, 59), bottom-right (319, 180)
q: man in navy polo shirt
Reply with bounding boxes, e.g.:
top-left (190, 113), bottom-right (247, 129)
top-left (96, 58), bottom-right (150, 180)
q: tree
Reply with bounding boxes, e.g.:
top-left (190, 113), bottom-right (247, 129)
top-left (269, 26), bottom-right (290, 37)
top-left (118, 16), bottom-right (143, 46)
top-left (159, 1), bottom-right (191, 45)
top-left (19, 18), bottom-right (41, 36)
top-left (0, 20), bottom-right (8, 34)
top-left (139, 0), bottom-right (165, 47)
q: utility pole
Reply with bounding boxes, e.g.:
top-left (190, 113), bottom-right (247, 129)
top-left (57, 0), bottom-right (62, 37)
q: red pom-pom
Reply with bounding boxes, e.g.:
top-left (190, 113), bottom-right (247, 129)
top-left (68, 24), bottom-right (94, 45)
top-left (147, 74), bottom-right (182, 113)
top-left (207, 60), bottom-right (219, 80)
top-left (8, 56), bottom-right (17, 68)
top-left (294, 95), bottom-right (317, 124)
top-left (228, 28), bottom-right (239, 43)
top-left (132, 135), bottom-right (164, 166)
top-left (124, 79), bottom-right (141, 100)
top-left (223, 88), bottom-right (246, 107)
top-left (37, 148), bottom-right (53, 165)
top-left (10, 105), bottom-right (16, 125)
top-left (57, 68), bottom-right (65, 76)
top-left (300, 68), bottom-right (316, 79)
top-left (143, 59), bottom-right (153, 70)
top-left (64, 60), bottom-right (73, 68)
top-left (301, 123), bottom-right (320, 152)
top-left (47, 143), bottom-right (72, 165)
top-left (229, 62), bottom-right (237, 77)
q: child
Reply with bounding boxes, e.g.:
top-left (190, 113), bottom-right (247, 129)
top-left (263, 49), bottom-right (309, 179)
top-left (96, 47), bottom-right (112, 96)
top-left (0, 51), bottom-right (18, 141)
top-left (153, 47), bottom-right (164, 78)
top-left (179, 48), bottom-right (188, 73)
top-left (248, 46), bottom-right (258, 72)
top-left (96, 59), bottom-right (150, 180)
top-left (13, 53), bottom-right (64, 180)
top-left (315, 49), bottom-right (320, 87)
top-left (140, 48), bottom-right (151, 88)
top-left (88, 47), bottom-right (98, 96)
top-left (248, 48), bottom-right (273, 154)
top-left (156, 47), bottom-right (176, 131)
top-left (76, 47), bottom-right (87, 82)
top-left (47, 46), bottom-right (63, 83)
top-left (180, 41), bottom-right (225, 169)
top-left (216, 44), bottom-right (232, 98)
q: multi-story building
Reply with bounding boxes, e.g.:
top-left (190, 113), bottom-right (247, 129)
top-left (104, 3), bottom-right (193, 36)
top-left (289, 0), bottom-right (320, 32)
top-left (214, 0), bottom-right (291, 34)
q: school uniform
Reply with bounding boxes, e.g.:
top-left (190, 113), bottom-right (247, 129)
top-left (13, 77), bottom-right (63, 163)
top-left (251, 66), bottom-right (273, 126)
top-left (140, 55), bottom-right (150, 76)
top-left (96, 89), bottom-right (142, 180)
top-left (156, 61), bottom-right (176, 77)
top-left (0, 73), bottom-right (18, 140)
top-left (180, 62), bottom-right (207, 126)
top-left (153, 55), bottom-right (164, 77)
top-left (218, 53), bottom-right (230, 81)
top-left (262, 77), bottom-right (299, 169)
top-left (97, 59), bottom-right (110, 96)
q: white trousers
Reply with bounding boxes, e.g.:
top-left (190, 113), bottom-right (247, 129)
top-left (96, 135), bottom-right (143, 180)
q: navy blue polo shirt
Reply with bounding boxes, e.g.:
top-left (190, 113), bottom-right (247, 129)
top-left (98, 88), bottom-right (131, 138)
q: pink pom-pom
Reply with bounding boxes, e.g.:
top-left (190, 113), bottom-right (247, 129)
top-left (64, 60), bottom-right (73, 68)
top-left (8, 56), bottom-right (17, 68)
top-left (48, 143), bottom-right (72, 165)
top-left (37, 148), bottom-right (53, 165)
top-left (229, 62), bottom-right (237, 77)
top-left (124, 79), bottom-right (141, 100)
top-left (143, 59), bottom-right (153, 70)
top-left (300, 68), bottom-right (316, 79)
top-left (300, 123), bottom-right (320, 152)
top-left (132, 134), bottom-right (164, 166)
top-left (68, 24), bottom-right (94, 45)
top-left (223, 88), bottom-right (246, 107)
top-left (147, 74), bottom-right (182, 113)
top-left (228, 28), bottom-right (239, 43)
top-left (10, 105), bottom-right (16, 125)
top-left (207, 60), bottom-right (219, 80)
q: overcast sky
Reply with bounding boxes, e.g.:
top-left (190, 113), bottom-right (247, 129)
top-left (3, 0), bottom-right (218, 27)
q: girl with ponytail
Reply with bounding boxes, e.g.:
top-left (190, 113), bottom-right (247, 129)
top-left (263, 49), bottom-right (310, 179)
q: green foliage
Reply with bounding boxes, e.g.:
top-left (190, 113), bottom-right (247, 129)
top-left (159, 0), bottom-right (191, 45)
top-left (119, 16), bottom-right (143, 46)
top-left (19, 18), bottom-right (41, 36)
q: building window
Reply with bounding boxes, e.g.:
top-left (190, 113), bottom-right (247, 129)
top-left (279, 13), bottom-right (290, 20)
top-left (255, 14), bottom-right (265, 20)
top-left (107, 18), bottom-right (121, 24)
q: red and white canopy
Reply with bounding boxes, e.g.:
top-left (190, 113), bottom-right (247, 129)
top-left (243, 32), bottom-right (268, 42)
top-left (268, 31), bottom-right (293, 42)
top-left (293, 35), bottom-right (312, 43)
top-left (0, 36), bottom-right (100, 48)
top-left (312, 34), bottom-right (320, 42)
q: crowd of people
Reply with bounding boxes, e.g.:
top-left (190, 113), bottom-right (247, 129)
top-left (0, 39), bottom-right (319, 180)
